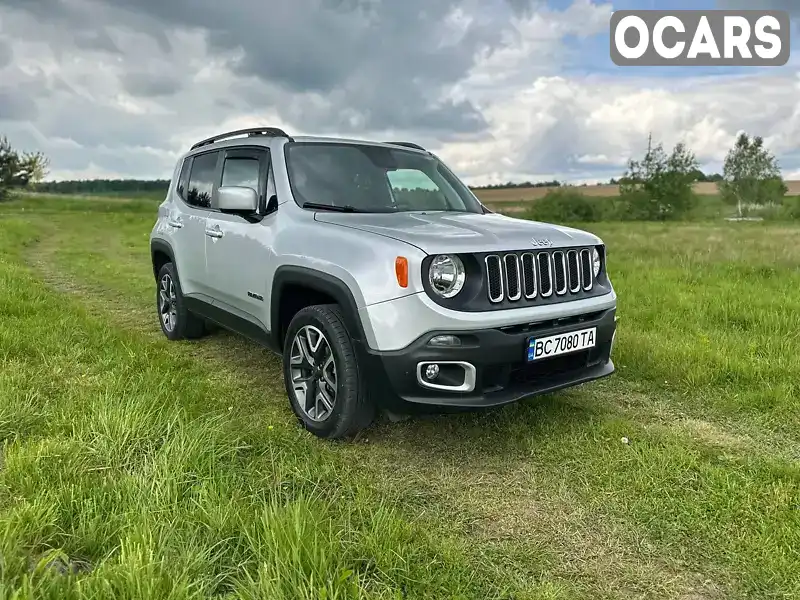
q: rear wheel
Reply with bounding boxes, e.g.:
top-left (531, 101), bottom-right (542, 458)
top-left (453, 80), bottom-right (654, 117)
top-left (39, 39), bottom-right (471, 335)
top-left (282, 304), bottom-right (375, 439)
top-left (156, 262), bottom-right (206, 341)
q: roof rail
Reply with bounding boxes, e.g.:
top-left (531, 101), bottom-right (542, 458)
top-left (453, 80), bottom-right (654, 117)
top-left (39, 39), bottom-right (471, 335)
top-left (384, 141), bottom-right (428, 152)
top-left (190, 127), bottom-right (293, 150)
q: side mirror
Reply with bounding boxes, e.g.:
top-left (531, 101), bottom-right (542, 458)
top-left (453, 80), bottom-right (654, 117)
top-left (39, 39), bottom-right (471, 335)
top-left (218, 186), bottom-right (258, 213)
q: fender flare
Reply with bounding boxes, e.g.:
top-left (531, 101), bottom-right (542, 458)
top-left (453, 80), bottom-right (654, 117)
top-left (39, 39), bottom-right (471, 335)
top-left (271, 265), bottom-right (367, 347)
top-left (150, 239), bottom-right (176, 279)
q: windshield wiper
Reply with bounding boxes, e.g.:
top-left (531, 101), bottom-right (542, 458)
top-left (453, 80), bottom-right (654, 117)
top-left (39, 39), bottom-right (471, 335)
top-left (302, 202), bottom-right (362, 213)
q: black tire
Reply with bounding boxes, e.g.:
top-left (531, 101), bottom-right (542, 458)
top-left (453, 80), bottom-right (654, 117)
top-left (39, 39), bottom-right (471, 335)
top-left (155, 262), bottom-right (206, 341)
top-left (282, 304), bottom-right (376, 439)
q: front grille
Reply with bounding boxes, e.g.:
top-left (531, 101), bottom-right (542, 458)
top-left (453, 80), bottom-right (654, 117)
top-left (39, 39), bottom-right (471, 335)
top-left (580, 248), bottom-right (593, 291)
top-left (485, 247), bottom-right (595, 304)
top-left (567, 250), bottom-right (580, 293)
top-left (503, 254), bottom-right (521, 301)
top-left (486, 255), bottom-right (504, 302)
top-left (521, 253), bottom-right (536, 298)
top-left (538, 253), bottom-right (553, 297)
top-left (508, 350), bottom-right (590, 386)
top-left (552, 251), bottom-right (567, 295)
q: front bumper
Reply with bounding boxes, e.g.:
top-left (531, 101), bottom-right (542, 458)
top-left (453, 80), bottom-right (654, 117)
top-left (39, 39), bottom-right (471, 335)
top-left (360, 307), bottom-right (616, 410)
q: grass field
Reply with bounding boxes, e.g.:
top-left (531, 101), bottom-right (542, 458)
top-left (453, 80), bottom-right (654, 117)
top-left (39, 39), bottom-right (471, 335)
top-left (472, 181), bottom-right (800, 205)
top-left (22, 179), bottom-right (800, 213)
top-left (1, 195), bottom-right (799, 599)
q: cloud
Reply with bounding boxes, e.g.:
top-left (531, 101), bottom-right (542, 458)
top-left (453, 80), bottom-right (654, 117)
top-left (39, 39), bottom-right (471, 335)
top-left (2, 0), bottom-right (523, 138)
top-left (435, 71), bottom-right (800, 185)
top-left (121, 72), bottom-right (182, 98)
top-left (0, 90), bottom-right (38, 121)
top-left (73, 30), bottom-right (122, 54)
top-left (0, 0), bottom-right (799, 186)
top-left (0, 0), bottom-right (585, 180)
top-left (0, 38), bottom-right (11, 69)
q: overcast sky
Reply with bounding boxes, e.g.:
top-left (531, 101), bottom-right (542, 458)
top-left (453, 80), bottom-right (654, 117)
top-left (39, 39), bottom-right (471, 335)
top-left (0, 0), bottom-right (798, 185)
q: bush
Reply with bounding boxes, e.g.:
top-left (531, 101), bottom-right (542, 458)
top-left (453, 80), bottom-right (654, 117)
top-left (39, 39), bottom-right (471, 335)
top-left (521, 191), bottom-right (800, 225)
top-left (779, 196), bottom-right (800, 220)
top-left (526, 190), bottom-right (603, 223)
top-left (618, 138), bottom-right (700, 220)
top-left (748, 203), bottom-right (783, 220)
top-left (615, 189), bottom-right (657, 221)
top-left (613, 188), bottom-right (704, 221)
top-left (725, 197), bottom-right (800, 221)
top-left (524, 188), bottom-right (705, 224)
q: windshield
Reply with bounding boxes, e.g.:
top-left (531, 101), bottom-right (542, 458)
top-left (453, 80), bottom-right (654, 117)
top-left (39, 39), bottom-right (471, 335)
top-left (285, 142), bottom-right (483, 213)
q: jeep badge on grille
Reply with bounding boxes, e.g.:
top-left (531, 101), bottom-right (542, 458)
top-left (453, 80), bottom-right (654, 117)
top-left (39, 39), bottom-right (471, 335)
top-left (531, 238), bottom-right (553, 247)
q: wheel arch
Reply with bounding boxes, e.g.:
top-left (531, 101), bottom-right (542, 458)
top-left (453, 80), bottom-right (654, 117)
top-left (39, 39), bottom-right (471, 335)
top-left (151, 238), bottom-right (176, 280)
top-left (271, 265), bottom-right (368, 350)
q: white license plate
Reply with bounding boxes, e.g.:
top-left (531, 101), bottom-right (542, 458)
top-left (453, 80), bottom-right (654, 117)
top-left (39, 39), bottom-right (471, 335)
top-left (526, 327), bottom-right (596, 362)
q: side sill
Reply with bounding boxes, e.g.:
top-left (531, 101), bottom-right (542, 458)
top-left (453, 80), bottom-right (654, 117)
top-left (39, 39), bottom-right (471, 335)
top-left (184, 294), bottom-right (280, 354)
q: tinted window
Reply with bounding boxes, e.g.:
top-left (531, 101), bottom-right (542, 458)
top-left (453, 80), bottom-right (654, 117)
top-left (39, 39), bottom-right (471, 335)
top-left (176, 158), bottom-right (191, 200)
top-left (285, 143), bottom-right (482, 214)
top-left (186, 151), bottom-right (219, 208)
top-left (221, 157), bottom-right (260, 191)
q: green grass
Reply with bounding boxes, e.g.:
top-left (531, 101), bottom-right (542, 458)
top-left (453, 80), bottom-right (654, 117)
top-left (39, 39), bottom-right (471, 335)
top-left (0, 196), bottom-right (799, 599)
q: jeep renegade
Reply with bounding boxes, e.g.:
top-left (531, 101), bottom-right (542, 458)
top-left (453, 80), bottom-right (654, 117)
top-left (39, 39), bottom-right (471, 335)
top-left (149, 127), bottom-right (618, 439)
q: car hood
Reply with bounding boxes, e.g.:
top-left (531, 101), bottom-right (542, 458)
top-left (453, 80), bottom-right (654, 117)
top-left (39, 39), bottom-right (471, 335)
top-left (313, 210), bottom-right (602, 254)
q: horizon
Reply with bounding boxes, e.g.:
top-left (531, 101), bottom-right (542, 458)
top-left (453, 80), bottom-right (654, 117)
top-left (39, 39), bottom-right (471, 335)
top-left (1, 0), bottom-right (799, 186)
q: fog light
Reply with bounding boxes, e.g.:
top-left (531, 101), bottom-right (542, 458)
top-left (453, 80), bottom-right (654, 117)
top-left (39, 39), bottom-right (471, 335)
top-left (425, 364), bottom-right (440, 380)
top-left (429, 335), bottom-right (461, 347)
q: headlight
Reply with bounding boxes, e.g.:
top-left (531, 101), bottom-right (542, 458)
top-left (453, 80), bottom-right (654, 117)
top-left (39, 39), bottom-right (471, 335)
top-left (592, 247), bottom-right (601, 277)
top-left (428, 254), bottom-right (465, 298)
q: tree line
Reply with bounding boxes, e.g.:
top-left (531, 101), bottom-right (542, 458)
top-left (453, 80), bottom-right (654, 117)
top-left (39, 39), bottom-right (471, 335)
top-left (0, 131), bottom-right (788, 218)
top-left (34, 179), bottom-right (171, 195)
top-left (478, 170), bottom-right (724, 190)
top-left (24, 172), bottom-right (728, 195)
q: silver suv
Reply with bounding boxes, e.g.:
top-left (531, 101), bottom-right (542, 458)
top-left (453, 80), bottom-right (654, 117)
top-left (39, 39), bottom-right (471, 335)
top-left (149, 127), bottom-right (618, 439)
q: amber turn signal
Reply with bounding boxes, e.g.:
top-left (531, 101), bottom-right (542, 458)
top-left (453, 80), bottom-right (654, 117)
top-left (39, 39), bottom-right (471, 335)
top-left (395, 256), bottom-right (409, 288)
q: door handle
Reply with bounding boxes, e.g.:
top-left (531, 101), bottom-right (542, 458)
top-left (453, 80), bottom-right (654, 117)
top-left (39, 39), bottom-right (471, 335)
top-left (167, 219), bottom-right (183, 229)
top-left (205, 227), bottom-right (223, 239)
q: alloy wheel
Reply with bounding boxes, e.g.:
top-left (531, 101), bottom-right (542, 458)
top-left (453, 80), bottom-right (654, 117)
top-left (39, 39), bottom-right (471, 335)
top-left (289, 325), bottom-right (338, 422)
top-left (159, 274), bottom-right (178, 332)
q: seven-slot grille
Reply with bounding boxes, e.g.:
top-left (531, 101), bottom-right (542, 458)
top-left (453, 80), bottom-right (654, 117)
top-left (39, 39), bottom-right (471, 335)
top-left (485, 248), bottom-right (595, 303)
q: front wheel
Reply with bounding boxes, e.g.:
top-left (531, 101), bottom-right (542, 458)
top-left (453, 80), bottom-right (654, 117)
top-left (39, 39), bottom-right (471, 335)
top-left (155, 263), bottom-right (206, 341)
top-left (282, 304), bottom-right (375, 439)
